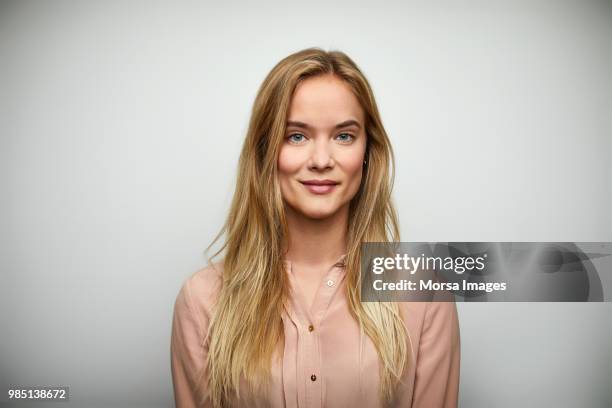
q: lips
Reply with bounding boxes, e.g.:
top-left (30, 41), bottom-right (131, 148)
top-left (300, 179), bottom-right (339, 195)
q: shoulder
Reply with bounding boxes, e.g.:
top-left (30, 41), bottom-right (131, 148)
top-left (173, 261), bottom-right (224, 327)
top-left (186, 261), bottom-right (224, 302)
top-left (398, 302), bottom-right (429, 340)
top-left (399, 300), bottom-right (459, 330)
top-left (398, 301), bottom-right (460, 352)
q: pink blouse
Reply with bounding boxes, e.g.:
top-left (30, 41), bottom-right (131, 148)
top-left (170, 254), bottom-right (460, 407)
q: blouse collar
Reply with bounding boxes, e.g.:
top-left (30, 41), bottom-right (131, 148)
top-left (282, 253), bottom-right (347, 272)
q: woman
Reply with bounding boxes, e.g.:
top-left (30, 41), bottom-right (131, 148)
top-left (171, 48), bottom-right (460, 408)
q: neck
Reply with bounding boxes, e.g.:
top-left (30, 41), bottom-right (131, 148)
top-left (283, 204), bottom-right (348, 267)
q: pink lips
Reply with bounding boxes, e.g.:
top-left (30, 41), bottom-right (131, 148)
top-left (300, 179), bottom-right (339, 195)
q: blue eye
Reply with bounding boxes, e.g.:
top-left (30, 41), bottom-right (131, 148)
top-left (288, 133), bottom-right (306, 144)
top-left (336, 133), bottom-right (354, 143)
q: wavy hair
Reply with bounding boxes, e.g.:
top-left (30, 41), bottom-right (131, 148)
top-left (202, 47), bottom-right (410, 407)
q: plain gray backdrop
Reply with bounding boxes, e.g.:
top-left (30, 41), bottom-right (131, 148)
top-left (1, 0), bottom-right (611, 407)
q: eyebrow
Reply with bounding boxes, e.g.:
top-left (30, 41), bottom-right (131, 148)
top-left (286, 119), bottom-right (361, 130)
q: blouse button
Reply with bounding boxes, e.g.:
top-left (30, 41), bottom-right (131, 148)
top-left (311, 374), bottom-right (317, 381)
top-left (308, 324), bottom-right (314, 332)
top-left (326, 279), bottom-right (334, 287)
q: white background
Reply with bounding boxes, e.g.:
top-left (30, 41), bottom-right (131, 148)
top-left (1, 0), bottom-right (611, 407)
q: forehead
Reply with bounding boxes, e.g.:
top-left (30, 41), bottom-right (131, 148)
top-left (287, 74), bottom-right (364, 127)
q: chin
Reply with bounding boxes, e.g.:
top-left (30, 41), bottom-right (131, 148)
top-left (296, 205), bottom-right (339, 220)
top-left (304, 211), bottom-right (335, 220)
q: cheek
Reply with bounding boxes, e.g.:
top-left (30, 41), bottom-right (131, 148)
top-left (277, 148), bottom-right (303, 190)
top-left (337, 148), bottom-right (366, 196)
top-left (338, 150), bottom-right (365, 180)
top-left (345, 154), bottom-right (365, 174)
top-left (347, 164), bottom-right (364, 192)
top-left (278, 148), bottom-right (301, 174)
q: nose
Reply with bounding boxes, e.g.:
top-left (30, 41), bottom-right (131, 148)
top-left (308, 138), bottom-right (334, 170)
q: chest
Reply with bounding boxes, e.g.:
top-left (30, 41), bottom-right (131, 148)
top-left (276, 287), bottom-right (382, 408)
top-left (232, 290), bottom-right (383, 408)
top-left (291, 272), bottom-right (322, 312)
top-left (232, 267), bottom-right (385, 407)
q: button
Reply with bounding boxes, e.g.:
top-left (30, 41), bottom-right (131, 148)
top-left (311, 374), bottom-right (317, 381)
top-left (308, 325), bottom-right (314, 332)
top-left (326, 279), bottom-right (334, 287)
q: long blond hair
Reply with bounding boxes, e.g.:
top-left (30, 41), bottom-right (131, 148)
top-left (203, 48), bottom-right (409, 407)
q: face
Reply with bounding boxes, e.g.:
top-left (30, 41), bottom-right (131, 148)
top-left (278, 74), bottom-right (367, 220)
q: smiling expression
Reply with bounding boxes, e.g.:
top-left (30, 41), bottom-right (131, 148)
top-left (278, 74), bottom-right (367, 220)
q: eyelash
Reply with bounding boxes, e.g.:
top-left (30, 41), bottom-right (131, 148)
top-left (286, 133), bottom-right (355, 144)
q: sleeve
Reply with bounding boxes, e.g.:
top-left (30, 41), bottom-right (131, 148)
top-left (411, 301), bottom-right (461, 408)
top-left (170, 278), bottom-right (212, 408)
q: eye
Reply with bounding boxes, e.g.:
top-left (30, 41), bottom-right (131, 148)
top-left (335, 133), bottom-right (355, 143)
top-left (287, 133), bottom-right (306, 144)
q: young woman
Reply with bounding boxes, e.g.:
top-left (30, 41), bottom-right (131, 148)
top-left (171, 48), bottom-right (460, 408)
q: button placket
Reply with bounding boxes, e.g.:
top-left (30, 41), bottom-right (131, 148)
top-left (306, 268), bottom-right (344, 408)
top-left (283, 255), bottom-right (347, 408)
top-left (311, 267), bottom-right (345, 327)
top-left (306, 320), bottom-right (322, 407)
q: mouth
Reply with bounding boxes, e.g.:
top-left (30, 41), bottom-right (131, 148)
top-left (299, 179), bottom-right (340, 195)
